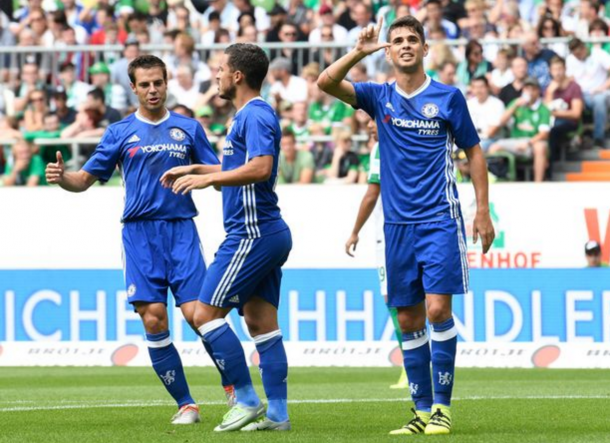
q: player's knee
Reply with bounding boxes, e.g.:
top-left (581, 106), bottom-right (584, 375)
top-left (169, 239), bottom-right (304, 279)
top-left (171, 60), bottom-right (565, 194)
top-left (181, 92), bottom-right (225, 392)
top-left (427, 305), bottom-right (451, 324)
top-left (396, 310), bottom-right (426, 333)
top-left (141, 314), bottom-right (167, 334)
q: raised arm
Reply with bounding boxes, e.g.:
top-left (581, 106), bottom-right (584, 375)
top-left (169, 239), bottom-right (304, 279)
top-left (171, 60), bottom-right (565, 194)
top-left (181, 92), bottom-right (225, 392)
top-left (46, 151), bottom-right (98, 192)
top-left (317, 17), bottom-right (390, 106)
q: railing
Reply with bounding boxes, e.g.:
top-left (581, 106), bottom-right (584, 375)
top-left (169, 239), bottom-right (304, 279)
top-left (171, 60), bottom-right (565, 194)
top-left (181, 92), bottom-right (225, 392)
top-left (2, 37), bottom-right (609, 84)
top-left (1, 134), bottom-right (370, 170)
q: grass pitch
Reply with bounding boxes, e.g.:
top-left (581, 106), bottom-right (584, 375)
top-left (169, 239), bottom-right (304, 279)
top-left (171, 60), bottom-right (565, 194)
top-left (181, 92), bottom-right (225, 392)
top-left (1, 367), bottom-right (609, 443)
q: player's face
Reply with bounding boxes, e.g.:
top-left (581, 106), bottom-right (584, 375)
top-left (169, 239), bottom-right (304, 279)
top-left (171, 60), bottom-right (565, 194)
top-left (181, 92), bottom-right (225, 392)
top-left (216, 54), bottom-right (237, 101)
top-left (131, 67), bottom-right (167, 112)
top-left (386, 27), bottom-right (428, 73)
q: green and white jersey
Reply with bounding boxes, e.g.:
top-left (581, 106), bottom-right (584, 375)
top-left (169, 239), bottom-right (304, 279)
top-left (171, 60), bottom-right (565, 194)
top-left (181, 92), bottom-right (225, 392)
top-left (367, 143), bottom-right (385, 246)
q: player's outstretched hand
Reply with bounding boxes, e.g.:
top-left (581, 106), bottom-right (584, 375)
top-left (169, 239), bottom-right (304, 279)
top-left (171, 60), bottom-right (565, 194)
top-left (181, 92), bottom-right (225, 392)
top-left (345, 233), bottom-right (359, 257)
top-left (46, 151), bottom-right (65, 184)
top-left (355, 16), bottom-right (391, 56)
top-left (160, 165), bottom-right (193, 188)
top-left (172, 174), bottom-right (212, 195)
top-left (473, 211), bottom-right (495, 254)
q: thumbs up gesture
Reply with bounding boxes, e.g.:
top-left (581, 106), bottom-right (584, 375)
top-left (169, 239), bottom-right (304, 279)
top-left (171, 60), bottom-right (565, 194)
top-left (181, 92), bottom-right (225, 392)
top-left (46, 151), bottom-right (65, 184)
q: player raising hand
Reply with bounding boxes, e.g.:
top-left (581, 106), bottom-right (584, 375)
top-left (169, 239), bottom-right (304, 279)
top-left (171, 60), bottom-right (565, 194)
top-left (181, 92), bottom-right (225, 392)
top-left (318, 15), bottom-right (495, 436)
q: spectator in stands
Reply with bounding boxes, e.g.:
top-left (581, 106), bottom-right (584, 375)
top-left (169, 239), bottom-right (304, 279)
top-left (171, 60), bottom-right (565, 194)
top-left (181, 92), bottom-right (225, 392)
top-left (421, 0), bottom-right (459, 39)
top-left (60, 107), bottom-right (105, 161)
top-left (537, 16), bottom-right (567, 57)
top-left (336, 0), bottom-right (358, 30)
top-left (323, 131), bottom-right (360, 184)
top-left (167, 32), bottom-right (211, 85)
top-left (309, 122), bottom-right (333, 181)
top-left (171, 4), bottom-right (201, 43)
top-left (467, 76), bottom-right (506, 151)
top-left (499, 56), bottom-right (529, 105)
top-left (15, 28), bottom-right (50, 78)
top-left (426, 39), bottom-right (458, 81)
top-left (278, 127), bottom-right (315, 184)
top-left (436, 60), bottom-right (459, 88)
top-left (0, 14), bottom-right (16, 81)
top-left (171, 104), bottom-right (195, 118)
top-left (13, 62), bottom-right (45, 114)
top-left (22, 88), bottom-right (48, 132)
top-left (50, 87), bottom-right (77, 127)
top-left (88, 62), bottom-right (127, 113)
top-left (57, 25), bottom-right (92, 81)
top-left (588, 18), bottom-right (610, 51)
top-left (584, 240), bottom-right (606, 267)
top-left (201, 0), bottom-right (240, 34)
top-left (522, 31), bottom-right (556, 91)
top-left (201, 10), bottom-right (222, 46)
top-left (567, 37), bottom-right (610, 149)
top-left (544, 56), bottom-right (584, 166)
top-left (27, 7), bottom-right (47, 42)
top-left (84, 88), bottom-right (121, 128)
top-left (346, 3), bottom-right (375, 42)
top-left (268, 57), bottom-right (308, 105)
top-left (23, 112), bottom-right (72, 165)
top-left (2, 139), bottom-right (45, 186)
top-left (456, 40), bottom-right (492, 92)
top-left (308, 84), bottom-right (354, 134)
top-left (58, 62), bottom-right (92, 110)
top-left (286, 0), bottom-right (310, 35)
top-left (489, 77), bottom-right (551, 182)
top-left (234, 0), bottom-right (270, 34)
top-left (310, 4), bottom-right (348, 44)
top-left (313, 25), bottom-right (342, 68)
top-left (270, 21), bottom-right (309, 76)
top-left (265, 4), bottom-right (287, 43)
top-left (349, 63), bottom-right (368, 83)
top-left (90, 21), bottom-right (125, 65)
top-left (168, 64), bottom-right (200, 110)
top-left (288, 101), bottom-right (310, 138)
top-left (489, 48), bottom-right (515, 94)
top-left (237, 23), bottom-right (258, 43)
top-left (460, 0), bottom-right (496, 38)
top-left (575, 0), bottom-right (605, 39)
top-left (111, 39), bottom-right (140, 109)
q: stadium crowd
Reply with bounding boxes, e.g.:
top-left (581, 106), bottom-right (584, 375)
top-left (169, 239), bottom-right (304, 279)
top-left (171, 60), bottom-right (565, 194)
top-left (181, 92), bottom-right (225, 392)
top-left (1, 0), bottom-right (610, 186)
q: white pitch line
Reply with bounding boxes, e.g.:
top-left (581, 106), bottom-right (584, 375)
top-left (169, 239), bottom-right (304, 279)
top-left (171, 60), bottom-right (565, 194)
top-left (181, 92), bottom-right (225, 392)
top-left (1, 395), bottom-right (608, 412)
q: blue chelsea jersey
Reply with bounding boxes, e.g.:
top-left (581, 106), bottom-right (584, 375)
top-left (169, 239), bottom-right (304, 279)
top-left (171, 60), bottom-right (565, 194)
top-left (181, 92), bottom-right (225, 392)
top-left (221, 98), bottom-right (287, 238)
top-left (354, 77), bottom-right (480, 224)
top-left (83, 111), bottom-right (220, 222)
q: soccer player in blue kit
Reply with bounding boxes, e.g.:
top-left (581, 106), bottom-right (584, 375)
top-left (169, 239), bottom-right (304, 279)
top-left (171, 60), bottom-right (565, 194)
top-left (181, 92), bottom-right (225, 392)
top-left (318, 16), bottom-right (495, 435)
top-left (45, 55), bottom-right (228, 425)
top-left (161, 43), bottom-right (292, 432)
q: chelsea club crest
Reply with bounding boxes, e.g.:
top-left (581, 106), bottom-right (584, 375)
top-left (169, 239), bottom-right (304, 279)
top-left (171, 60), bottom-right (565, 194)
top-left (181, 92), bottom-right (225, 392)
top-left (421, 103), bottom-right (439, 118)
top-left (169, 128), bottom-right (186, 141)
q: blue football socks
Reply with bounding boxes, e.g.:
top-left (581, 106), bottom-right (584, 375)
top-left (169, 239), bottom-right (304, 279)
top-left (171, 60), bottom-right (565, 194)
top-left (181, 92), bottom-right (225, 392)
top-left (254, 330), bottom-right (289, 422)
top-left (430, 317), bottom-right (458, 407)
top-left (201, 339), bottom-right (231, 387)
top-left (146, 330), bottom-right (194, 408)
top-left (199, 319), bottom-right (260, 407)
top-left (402, 328), bottom-right (433, 412)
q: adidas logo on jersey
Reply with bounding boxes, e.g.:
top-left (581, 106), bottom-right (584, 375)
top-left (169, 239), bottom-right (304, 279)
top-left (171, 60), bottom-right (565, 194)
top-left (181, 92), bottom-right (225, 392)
top-left (385, 102), bottom-right (395, 112)
top-left (228, 295), bottom-right (240, 304)
top-left (127, 134), bottom-right (141, 143)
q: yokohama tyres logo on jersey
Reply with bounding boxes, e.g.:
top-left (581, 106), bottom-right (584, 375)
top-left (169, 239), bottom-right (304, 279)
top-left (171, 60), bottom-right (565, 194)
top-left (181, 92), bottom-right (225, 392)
top-left (387, 117), bottom-right (440, 129)
top-left (127, 143), bottom-right (187, 159)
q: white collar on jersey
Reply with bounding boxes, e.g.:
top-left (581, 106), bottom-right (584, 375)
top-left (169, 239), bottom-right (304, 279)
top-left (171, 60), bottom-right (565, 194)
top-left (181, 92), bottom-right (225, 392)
top-left (394, 75), bottom-right (431, 100)
top-left (135, 108), bottom-right (171, 125)
top-left (235, 96), bottom-right (265, 115)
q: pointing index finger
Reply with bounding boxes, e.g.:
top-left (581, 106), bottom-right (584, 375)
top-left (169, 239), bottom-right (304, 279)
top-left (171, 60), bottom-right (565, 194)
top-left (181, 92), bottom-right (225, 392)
top-left (376, 16), bottom-right (384, 36)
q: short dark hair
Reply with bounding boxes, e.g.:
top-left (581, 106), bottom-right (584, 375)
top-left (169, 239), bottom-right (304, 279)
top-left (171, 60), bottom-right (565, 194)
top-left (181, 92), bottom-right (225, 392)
top-left (425, 0), bottom-right (442, 8)
top-left (225, 43), bottom-right (269, 91)
top-left (87, 87), bottom-right (105, 103)
top-left (471, 75), bottom-right (489, 87)
top-left (387, 15), bottom-right (426, 44)
top-left (590, 17), bottom-right (609, 34)
top-left (282, 126), bottom-right (296, 140)
top-left (568, 37), bottom-right (585, 52)
top-left (128, 55), bottom-right (167, 84)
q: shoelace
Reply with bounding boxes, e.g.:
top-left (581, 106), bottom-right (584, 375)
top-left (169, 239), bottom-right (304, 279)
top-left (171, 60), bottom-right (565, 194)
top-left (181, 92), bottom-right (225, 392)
top-left (405, 408), bottom-right (427, 428)
top-left (430, 408), bottom-right (448, 423)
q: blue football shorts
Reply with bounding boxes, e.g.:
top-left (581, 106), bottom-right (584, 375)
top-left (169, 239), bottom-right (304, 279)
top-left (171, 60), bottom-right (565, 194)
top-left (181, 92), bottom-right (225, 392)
top-left (384, 218), bottom-right (469, 307)
top-left (122, 219), bottom-right (206, 306)
top-left (199, 228), bottom-right (292, 314)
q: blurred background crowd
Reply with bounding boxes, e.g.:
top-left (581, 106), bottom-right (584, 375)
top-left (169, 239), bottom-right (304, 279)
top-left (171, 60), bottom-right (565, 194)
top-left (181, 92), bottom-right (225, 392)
top-left (1, 0), bottom-right (610, 186)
